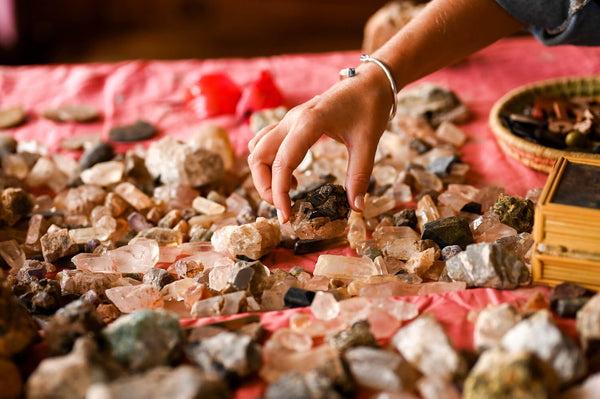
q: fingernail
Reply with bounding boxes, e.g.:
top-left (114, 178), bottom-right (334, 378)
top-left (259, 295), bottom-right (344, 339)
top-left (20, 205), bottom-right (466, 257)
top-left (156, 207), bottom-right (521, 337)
top-left (277, 209), bottom-right (286, 224)
top-left (354, 194), bottom-right (365, 211)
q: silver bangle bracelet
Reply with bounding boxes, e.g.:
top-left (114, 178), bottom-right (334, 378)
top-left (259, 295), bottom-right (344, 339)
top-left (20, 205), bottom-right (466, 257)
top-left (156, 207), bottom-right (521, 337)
top-left (360, 54), bottom-right (398, 121)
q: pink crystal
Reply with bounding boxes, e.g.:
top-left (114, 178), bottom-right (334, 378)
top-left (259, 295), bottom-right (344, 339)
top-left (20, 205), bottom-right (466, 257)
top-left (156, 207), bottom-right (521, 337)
top-left (416, 195), bottom-right (440, 232)
top-left (211, 217), bottom-right (281, 260)
top-left (372, 298), bottom-right (419, 321)
top-left (158, 246), bottom-right (181, 263)
top-left (105, 284), bottom-right (164, 313)
top-left (471, 211), bottom-right (517, 242)
top-left (404, 248), bottom-right (436, 276)
top-left (393, 182), bottom-right (413, 203)
top-left (270, 328), bottom-right (313, 352)
top-left (373, 226), bottom-right (420, 242)
top-left (435, 121), bottom-right (466, 147)
top-left (114, 182), bottom-right (153, 210)
top-left (0, 240), bottom-right (25, 274)
top-left (208, 265), bottom-right (232, 291)
top-left (384, 239), bottom-right (421, 260)
top-left (347, 211), bottom-right (367, 250)
top-left (303, 275), bottom-right (330, 291)
top-left (192, 196), bottom-right (226, 215)
top-left (363, 194), bottom-right (396, 220)
top-left (80, 160), bottom-right (124, 186)
top-left (417, 281), bottom-right (467, 295)
top-left (367, 307), bottom-right (402, 339)
top-left (310, 291), bottom-right (340, 321)
top-left (339, 296), bottom-right (372, 323)
top-left (313, 255), bottom-right (379, 281)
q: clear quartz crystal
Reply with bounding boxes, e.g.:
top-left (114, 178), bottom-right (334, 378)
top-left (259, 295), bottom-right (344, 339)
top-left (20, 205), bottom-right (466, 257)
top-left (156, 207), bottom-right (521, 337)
top-left (435, 121), bottom-right (467, 147)
top-left (416, 195), bottom-right (440, 232)
top-left (363, 194), bottom-right (397, 220)
top-left (372, 298), bottom-right (419, 321)
top-left (26, 156), bottom-right (68, 193)
top-left (105, 284), bottom-right (164, 313)
top-left (192, 196), bottom-right (226, 215)
top-left (270, 328), bottom-right (313, 352)
top-left (2, 153), bottom-right (29, 179)
top-left (347, 211), bottom-right (367, 250)
top-left (0, 240), bottom-right (26, 274)
top-left (114, 182), bottom-right (154, 210)
top-left (314, 254), bottom-right (379, 281)
top-left (310, 291), bottom-right (340, 321)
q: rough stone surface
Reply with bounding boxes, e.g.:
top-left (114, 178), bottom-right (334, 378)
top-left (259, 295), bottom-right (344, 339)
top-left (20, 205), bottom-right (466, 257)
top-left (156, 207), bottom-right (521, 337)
top-left (492, 194), bottom-right (535, 233)
top-left (446, 242), bottom-right (529, 289)
top-left (326, 319), bottom-right (378, 351)
top-left (14, 278), bottom-right (63, 314)
top-left (109, 120), bottom-right (156, 142)
top-left (576, 293), bottom-right (600, 354)
top-left (290, 183), bottom-right (350, 240)
top-left (473, 303), bottom-right (522, 352)
top-left (40, 228), bottom-right (79, 263)
top-left (102, 309), bottom-right (183, 372)
top-left (211, 217), bottom-right (281, 260)
top-left (0, 279), bottom-right (39, 357)
top-left (79, 141), bottom-right (115, 169)
top-left (391, 314), bottom-right (465, 380)
top-left (143, 267), bottom-right (176, 291)
top-left (501, 310), bottom-right (586, 385)
top-left (185, 331), bottom-right (262, 378)
top-left (43, 296), bottom-right (106, 356)
top-left (463, 348), bottom-right (559, 399)
top-left (0, 187), bottom-right (33, 226)
top-left (86, 365), bottom-right (231, 399)
top-left (421, 216), bottom-right (474, 249)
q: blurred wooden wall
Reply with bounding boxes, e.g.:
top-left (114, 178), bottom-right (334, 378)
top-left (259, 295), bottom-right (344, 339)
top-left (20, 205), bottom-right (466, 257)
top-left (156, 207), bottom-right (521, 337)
top-left (2, 0), bottom-right (389, 64)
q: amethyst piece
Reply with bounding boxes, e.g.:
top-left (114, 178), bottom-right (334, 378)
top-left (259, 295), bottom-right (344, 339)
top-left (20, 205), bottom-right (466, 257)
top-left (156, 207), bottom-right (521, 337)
top-left (441, 245), bottom-right (463, 261)
top-left (127, 211), bottom-right (153, 232)
top-left (16, 260), bottom-right (51, 283)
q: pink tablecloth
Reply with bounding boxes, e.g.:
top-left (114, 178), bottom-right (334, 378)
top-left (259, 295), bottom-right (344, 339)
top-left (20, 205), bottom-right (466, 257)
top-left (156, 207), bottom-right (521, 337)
top-left (2, 35), bottom-right (599, 396)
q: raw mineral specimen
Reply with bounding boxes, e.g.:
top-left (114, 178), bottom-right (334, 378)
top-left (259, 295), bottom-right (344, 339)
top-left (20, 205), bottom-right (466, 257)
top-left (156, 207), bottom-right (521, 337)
top-left (143, 267), bottom-right (176, 291)
top-left (102, 309), bottom-right (183, 372)
top-left (345, 346), bottom-right (420, 392)
top-left (79, 141), bottom-right (114, 169)
top-left (446, 242), bottom-right (529, 289)
top-left (146, 136), bottom-right (224, 187)
top-left (462, 348), bottom-right (559, 399)
top-left (190, 124), bottom-right (236, 172)
top-left (290, 183), bottom-right (350, 240)
top-left (86, 366), bottom-right (231, 399)
top-left (14, 278), bottom-right (63, 314)
top-left (42, 104), bottom-right (100, 123)
top-left (473, 303), bottom-right (522, 352)
top-left (548, 282), bottom-right (588, 308)
top-left (0, 106), bottom-right (26, 129)
top-left (421, 216), bottom-right (474, 249)
top-left (326, 320), bottom-right (377, 351)
top-left (185, 331), bottom-right (262, 379)
top-left (391, 314), bottom-right (465, 380)
top-left (211, 217), bottom-right (281, 260)
top-left (0, 278), bottom-right (39, 357)
top-left (43, 296), bottom-right (106, 356)
top-left (313, 254), bottom-right (379, 281)
top-left (190, 291), bottom-right (247, 318)
top-left (105, 284), bottom-right (164, 313)
top-left (283, 287), bottom-right (316, 308)
top-left (492, 193), bottom-right (535, 233)
top-left (501, 310), bottom-right (586, 385)
top-left (0, 187), bottom-right (33, 226)
top-left (40, 228), bottom-right (79, 263)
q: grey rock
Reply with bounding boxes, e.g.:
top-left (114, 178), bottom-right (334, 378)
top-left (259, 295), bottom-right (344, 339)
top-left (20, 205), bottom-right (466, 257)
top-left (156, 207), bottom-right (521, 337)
top-left (446, 242), bottom-right (529, 289)
top-left (426, 155), bottom-right (460, 178)
top-left (109, 120), bottom-right (156, 142)
top-left (501, 310), bottom-right (586, 385)
top-left (185, 331), bottom-right (262, 378)
top-left (86, 365), bottom-right (230, 399)
top-left (79, 141), bottom-right (114, 169)
top-left (143, 267), bottom-right (176, 291)
top-left (102, 309), bottom-right (183, 372)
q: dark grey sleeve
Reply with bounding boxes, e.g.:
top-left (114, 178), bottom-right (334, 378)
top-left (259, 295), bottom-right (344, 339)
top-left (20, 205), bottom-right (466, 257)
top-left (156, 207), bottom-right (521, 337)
top-left (494, 0), bottom-right (600, 46)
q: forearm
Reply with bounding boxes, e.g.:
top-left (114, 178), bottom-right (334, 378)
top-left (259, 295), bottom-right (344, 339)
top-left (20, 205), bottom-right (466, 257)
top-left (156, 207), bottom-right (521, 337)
top-left (366, 0), bottom-right (525, 89)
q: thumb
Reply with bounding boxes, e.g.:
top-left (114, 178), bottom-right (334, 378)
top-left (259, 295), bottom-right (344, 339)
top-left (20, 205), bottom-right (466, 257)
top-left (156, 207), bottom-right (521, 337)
top-left (345, 141), bottom-right (377, 212)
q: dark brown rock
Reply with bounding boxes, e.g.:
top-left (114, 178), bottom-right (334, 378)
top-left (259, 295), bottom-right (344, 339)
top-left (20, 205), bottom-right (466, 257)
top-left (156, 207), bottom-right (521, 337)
top-left (0, 106), bottom-right (26, 129)
top-left (109, 120), bottom-right (157, 142)
top-left (14, 278), bottom-right (63, 314)
top-left (326, 320), bottom-right (378, 351)
top-left (79, 141), bottom-right (115, 169)
top-left (42, 104), bottom-right (100, 123)
top-left (0, 278), bottom-right (39, 357)
top-left (0, 187), bottom-right (33, 226)
top-left (492, 194), bottom-right (535, 233)
top-left (290, 183), bottom-right (350, 240)
top-left (0, 357), bottom-right (23, 399)
top-left (421, 216), bottom-right (474, 249)
top-left (40, 228), bottom-right (79, 263)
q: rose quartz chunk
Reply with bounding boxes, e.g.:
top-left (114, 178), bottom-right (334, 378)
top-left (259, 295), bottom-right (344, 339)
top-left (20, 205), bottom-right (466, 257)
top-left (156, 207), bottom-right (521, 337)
top-left (347, 211), bottom-right (367, 250)
top-left (73, 238), bottom-right (159, 273)
top-left (105, 284), bottom-right (164, 313)
top-left (310, 291), bottom-right (340, 321)
top-left (192, 196), bottom-right (226, 215)
top-left (270, 328), bottom-right (313, 352)
top-left (363, 194), bottom-right (396, 220)
top-left (314, 254), bottom-right (379, 282)
top-left (371, 298), bottom-right (419, 321)
top-left (80, 161), bottom-right (124, 186)
top-left (211, 217), bottom-right (280, 260)
top-left (367, 307), bottom-right (402, 339)
top-left (435, 121), bottom-right (466, 148)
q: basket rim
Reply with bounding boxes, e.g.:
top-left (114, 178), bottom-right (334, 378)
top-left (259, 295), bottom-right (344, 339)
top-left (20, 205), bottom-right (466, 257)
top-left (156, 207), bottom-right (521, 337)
top-left (489, 75), bottom-right (600, 173)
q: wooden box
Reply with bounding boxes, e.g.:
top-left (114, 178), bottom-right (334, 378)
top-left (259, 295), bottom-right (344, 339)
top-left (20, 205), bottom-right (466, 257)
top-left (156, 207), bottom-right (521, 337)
top-left (532, 156), bottom-right (600, 291)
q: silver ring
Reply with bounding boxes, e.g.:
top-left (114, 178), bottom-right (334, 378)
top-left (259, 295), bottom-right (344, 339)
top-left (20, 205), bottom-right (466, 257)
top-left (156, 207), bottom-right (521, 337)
top-left (339, 67), bottom-right (356, 80)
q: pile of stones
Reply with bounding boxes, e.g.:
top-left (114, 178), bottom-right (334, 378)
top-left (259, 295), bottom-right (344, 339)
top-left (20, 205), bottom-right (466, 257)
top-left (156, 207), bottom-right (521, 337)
top-left (1, 84), bottom-right (598, 398)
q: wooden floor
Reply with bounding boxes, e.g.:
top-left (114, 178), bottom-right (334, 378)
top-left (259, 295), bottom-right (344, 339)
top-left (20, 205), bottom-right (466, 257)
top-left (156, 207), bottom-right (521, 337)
top-left (9, 1), bottom-right (389, 64)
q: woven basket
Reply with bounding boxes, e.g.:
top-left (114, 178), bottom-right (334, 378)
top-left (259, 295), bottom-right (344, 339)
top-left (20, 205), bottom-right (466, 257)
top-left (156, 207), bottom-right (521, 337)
top-left (489, 76), bottom-right (600, 173)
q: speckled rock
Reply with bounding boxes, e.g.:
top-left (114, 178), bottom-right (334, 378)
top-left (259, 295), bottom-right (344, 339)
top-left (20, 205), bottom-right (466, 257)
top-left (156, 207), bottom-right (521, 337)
top-left (0, 278), bottom-right (39, 357)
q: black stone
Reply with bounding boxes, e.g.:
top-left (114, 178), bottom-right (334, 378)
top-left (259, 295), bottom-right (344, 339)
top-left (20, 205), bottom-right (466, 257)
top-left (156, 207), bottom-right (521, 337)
top-left (461, 201), bottom-right (482, 214)
top-left (290, 175), bottom-right (336, 201)
top-left (393, 209), bottom-right (417, 229)
top-left (109, 120), bottom-right (157, 142)
top-left (409, 138), bottom-right (432, 154)
top-left (293, 183), bottom-right (350, 221)
top-left (421, 216), bottom-right (474, 249)
top-left (293, 235), bottom-right (349, 255)
top-left (555, 297), bottom-right (590, 318)
top-left (235, 254), bottom-right (256, 262)
top-left (79, 141), bottom-right (114, 169)
top-left (284, 287), bottom-right (316, 308)
top-left (230, 264), bottom-right (255, 291)
top-left (426, 155), bottom-right (461, 178)
top-left (143, 267), bottom-right (176, 291)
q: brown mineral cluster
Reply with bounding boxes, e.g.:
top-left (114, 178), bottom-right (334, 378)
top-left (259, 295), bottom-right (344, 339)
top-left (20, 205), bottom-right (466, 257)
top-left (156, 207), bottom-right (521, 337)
top-left (290, 183), bottom-right (351, 240)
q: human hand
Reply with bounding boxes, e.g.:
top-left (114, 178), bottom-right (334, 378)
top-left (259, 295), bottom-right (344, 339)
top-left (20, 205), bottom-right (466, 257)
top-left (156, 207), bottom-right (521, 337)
top-left (247, 62), bottom-right (394, 224)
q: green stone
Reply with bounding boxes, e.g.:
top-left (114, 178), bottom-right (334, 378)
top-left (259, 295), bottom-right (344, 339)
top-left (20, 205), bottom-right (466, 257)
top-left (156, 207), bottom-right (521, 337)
top-left (421, 216), bottom-right (474, 249)
top-left (102, 309), bottom-right (183, 372)
top-left (492, 194), bottom-right (535, 233)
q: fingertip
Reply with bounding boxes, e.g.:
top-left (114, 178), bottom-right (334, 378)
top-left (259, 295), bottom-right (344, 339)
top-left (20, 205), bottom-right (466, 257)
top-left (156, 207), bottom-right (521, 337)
top-left (353, 193), bottom-right (365, 211)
